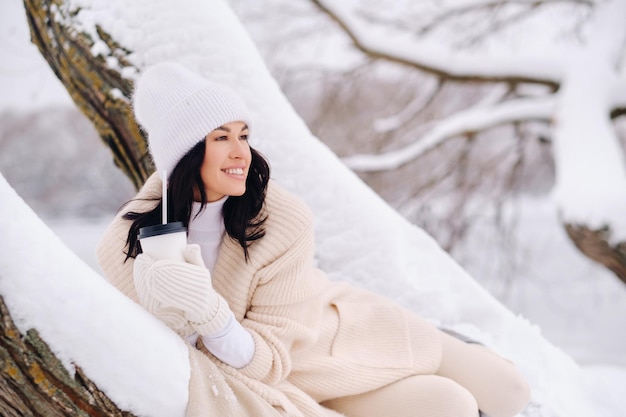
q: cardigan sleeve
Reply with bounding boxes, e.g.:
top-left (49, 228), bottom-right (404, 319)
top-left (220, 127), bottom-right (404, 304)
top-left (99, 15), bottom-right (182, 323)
top-left (233, 199), bottom-right (329, 386)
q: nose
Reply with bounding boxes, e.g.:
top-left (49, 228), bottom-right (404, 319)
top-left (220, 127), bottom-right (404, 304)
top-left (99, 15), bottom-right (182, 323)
top-left (229, 137), bottom-right (247, 158)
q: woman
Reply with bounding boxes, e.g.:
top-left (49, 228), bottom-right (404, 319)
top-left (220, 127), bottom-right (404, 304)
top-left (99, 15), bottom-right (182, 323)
top-left (97, 62), bottom-right (530, 417)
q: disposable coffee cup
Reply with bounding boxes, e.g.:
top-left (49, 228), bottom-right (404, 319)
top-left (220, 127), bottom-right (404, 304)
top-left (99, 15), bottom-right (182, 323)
top-left (138, 221), bottom-right (187, 262)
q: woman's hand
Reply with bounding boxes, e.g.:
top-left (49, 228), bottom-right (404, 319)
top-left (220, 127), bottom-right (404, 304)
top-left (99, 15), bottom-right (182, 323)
top-left (133, 252), bottom-right (195, 338)
top-left (133, 244), bottom-right (231, 336)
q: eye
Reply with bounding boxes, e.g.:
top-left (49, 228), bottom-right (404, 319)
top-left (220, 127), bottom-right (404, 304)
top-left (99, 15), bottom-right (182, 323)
top-left (214, 135), bottom-right (228, 141)
top-left (239, 134), bottom-right (249, 141)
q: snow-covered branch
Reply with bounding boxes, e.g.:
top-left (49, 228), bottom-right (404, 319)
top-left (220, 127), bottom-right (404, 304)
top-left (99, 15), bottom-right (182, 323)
top-left (440, 0), bottom-right (594, 13)
top-left (416, 0), bottom-right (594, 37)
top-left (311, 0), bottom-right (565, 86)
top-left (343, 95), bottom-right (555, 171)
top-left (550, 0), bottom-right (626, 220)
top-left (0, 173), bottom-right (190, 417)
top-left (373, 78), bottom-right (443, 133)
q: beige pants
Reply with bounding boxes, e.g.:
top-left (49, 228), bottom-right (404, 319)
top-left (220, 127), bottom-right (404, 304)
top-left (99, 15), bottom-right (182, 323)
top-left (322, 332), bottom-right (530, 417)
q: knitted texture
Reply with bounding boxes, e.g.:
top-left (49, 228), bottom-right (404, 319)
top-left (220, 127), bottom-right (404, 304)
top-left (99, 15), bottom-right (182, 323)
top-left (133, 62), bottom-right (252, 175)
top-left (133, 253), bottom-right (195, 338)
top-left (96, 172), bottom-right (442, 413)
top-left (135, 246), bottom-right (231, 336)
top-left (188, 198), bottom-right (227, 273)
top-left (323, 374), bottom-right (479, 417)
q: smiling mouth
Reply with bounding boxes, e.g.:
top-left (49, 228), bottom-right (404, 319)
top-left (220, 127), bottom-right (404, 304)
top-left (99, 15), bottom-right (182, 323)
top-left (222, 168), bottom-right (245, 175)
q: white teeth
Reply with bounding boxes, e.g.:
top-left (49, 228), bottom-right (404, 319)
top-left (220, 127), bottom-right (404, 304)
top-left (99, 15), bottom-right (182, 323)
top-left (224, 168), bottom-right (244, 175)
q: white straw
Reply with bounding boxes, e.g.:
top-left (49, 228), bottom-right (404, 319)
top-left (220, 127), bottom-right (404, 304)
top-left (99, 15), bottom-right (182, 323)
top-left (162, 170), bottom-right (167, 224)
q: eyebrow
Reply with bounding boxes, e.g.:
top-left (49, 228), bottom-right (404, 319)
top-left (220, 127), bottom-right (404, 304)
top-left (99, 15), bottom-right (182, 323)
top-left (214, 124), bottom-right (249, 133)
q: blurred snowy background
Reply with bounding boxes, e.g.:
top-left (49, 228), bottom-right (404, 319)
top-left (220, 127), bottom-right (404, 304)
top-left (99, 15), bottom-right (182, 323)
top-left (1, 0), bottom-right (625, 408)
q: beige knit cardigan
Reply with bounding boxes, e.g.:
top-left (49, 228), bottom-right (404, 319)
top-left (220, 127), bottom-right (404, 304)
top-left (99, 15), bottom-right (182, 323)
top-left (96, 173), bottom-right (441, 416)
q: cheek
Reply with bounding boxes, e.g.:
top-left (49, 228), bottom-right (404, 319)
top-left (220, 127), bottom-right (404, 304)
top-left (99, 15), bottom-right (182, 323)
top-left (200, 156), bottom-right (218, 182)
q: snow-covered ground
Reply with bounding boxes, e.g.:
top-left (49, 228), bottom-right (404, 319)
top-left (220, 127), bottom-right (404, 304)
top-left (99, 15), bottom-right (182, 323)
top-left (1, 1), bottom-right (626, 416)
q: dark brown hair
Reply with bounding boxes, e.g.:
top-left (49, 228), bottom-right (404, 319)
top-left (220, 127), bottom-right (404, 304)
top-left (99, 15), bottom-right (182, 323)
top-left (123, 139), bottom-right (270, 261)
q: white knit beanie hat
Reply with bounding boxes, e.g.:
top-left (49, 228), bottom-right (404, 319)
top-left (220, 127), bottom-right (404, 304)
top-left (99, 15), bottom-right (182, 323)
top-left (132, 62), bottom-right (252, 176)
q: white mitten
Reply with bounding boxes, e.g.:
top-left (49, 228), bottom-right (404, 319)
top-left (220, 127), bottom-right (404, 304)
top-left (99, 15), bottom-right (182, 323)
top-left (133, 253), bottom-right (195, 338)
top-left (141, 244), bottom-right (232, 336)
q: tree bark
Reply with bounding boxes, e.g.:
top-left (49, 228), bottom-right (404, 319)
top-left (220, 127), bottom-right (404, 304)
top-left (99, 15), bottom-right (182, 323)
top-left (23, 0), bottom-right (153, 190)
top-left (3, 1), bottom-right (148, 414)
top-left (565, 224), bottom-right (626, 286)
top-left (0, 296), bottom-right (136, 417)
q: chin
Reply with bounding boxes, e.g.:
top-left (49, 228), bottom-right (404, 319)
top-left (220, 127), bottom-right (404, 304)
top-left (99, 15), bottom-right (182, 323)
top-left (231, 187), bottom-right (247, 197)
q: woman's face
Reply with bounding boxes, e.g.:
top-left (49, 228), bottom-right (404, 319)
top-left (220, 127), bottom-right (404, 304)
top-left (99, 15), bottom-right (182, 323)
top-left (200, 121), bottom-right (252, 202)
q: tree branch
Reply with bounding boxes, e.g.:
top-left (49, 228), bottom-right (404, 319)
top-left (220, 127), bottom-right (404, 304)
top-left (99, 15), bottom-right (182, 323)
top-left (343, 95), bottom-right (555, 171)
top-left (23, 0), bottom-right (151, 190)
top-left (0, 296), bottom-right (136, 416)
top-left (311, 0), bottom-right (563, 88)
top-left (373, 77), bottom-right (444, 133)
top-left (565, 224), bottom-right (626, 285)
top-left (428, 0), bottom-right (594, 22)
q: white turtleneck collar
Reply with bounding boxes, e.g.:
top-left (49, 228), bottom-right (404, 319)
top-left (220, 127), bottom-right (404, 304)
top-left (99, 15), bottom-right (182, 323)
top-left (189, 196), bottom-right (227, 231)
top-left (187, 196), bottom-right (228, 272)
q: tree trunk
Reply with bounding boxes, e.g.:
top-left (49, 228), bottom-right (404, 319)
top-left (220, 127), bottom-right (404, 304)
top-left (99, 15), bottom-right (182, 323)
top-left (0, 296), bottom-right (136, 417)
top-left (23, 0), bottom-right (153, 190)
top-left (2, 1), bottom-right (148, 414)
top-left (565, 223), bottom-right (626, 286)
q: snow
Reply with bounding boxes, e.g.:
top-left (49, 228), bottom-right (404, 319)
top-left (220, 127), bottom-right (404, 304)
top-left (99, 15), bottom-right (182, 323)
top-left (343, 95), bottom-right (556, 171)
top-left (315, 0), bottom-right (567, 82)
top-left (0, 174), bottom-right (190, 417)
top-left (453, 196), bottom-right (626, 366)
top-left (313, 0), bottom-right (626, 242)
top-left (0, 1), bottom-right (73, 111)
top-left (550, 0), bottom-right (626, 241)
top-left (1, 0), bottom-right (625, 416)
